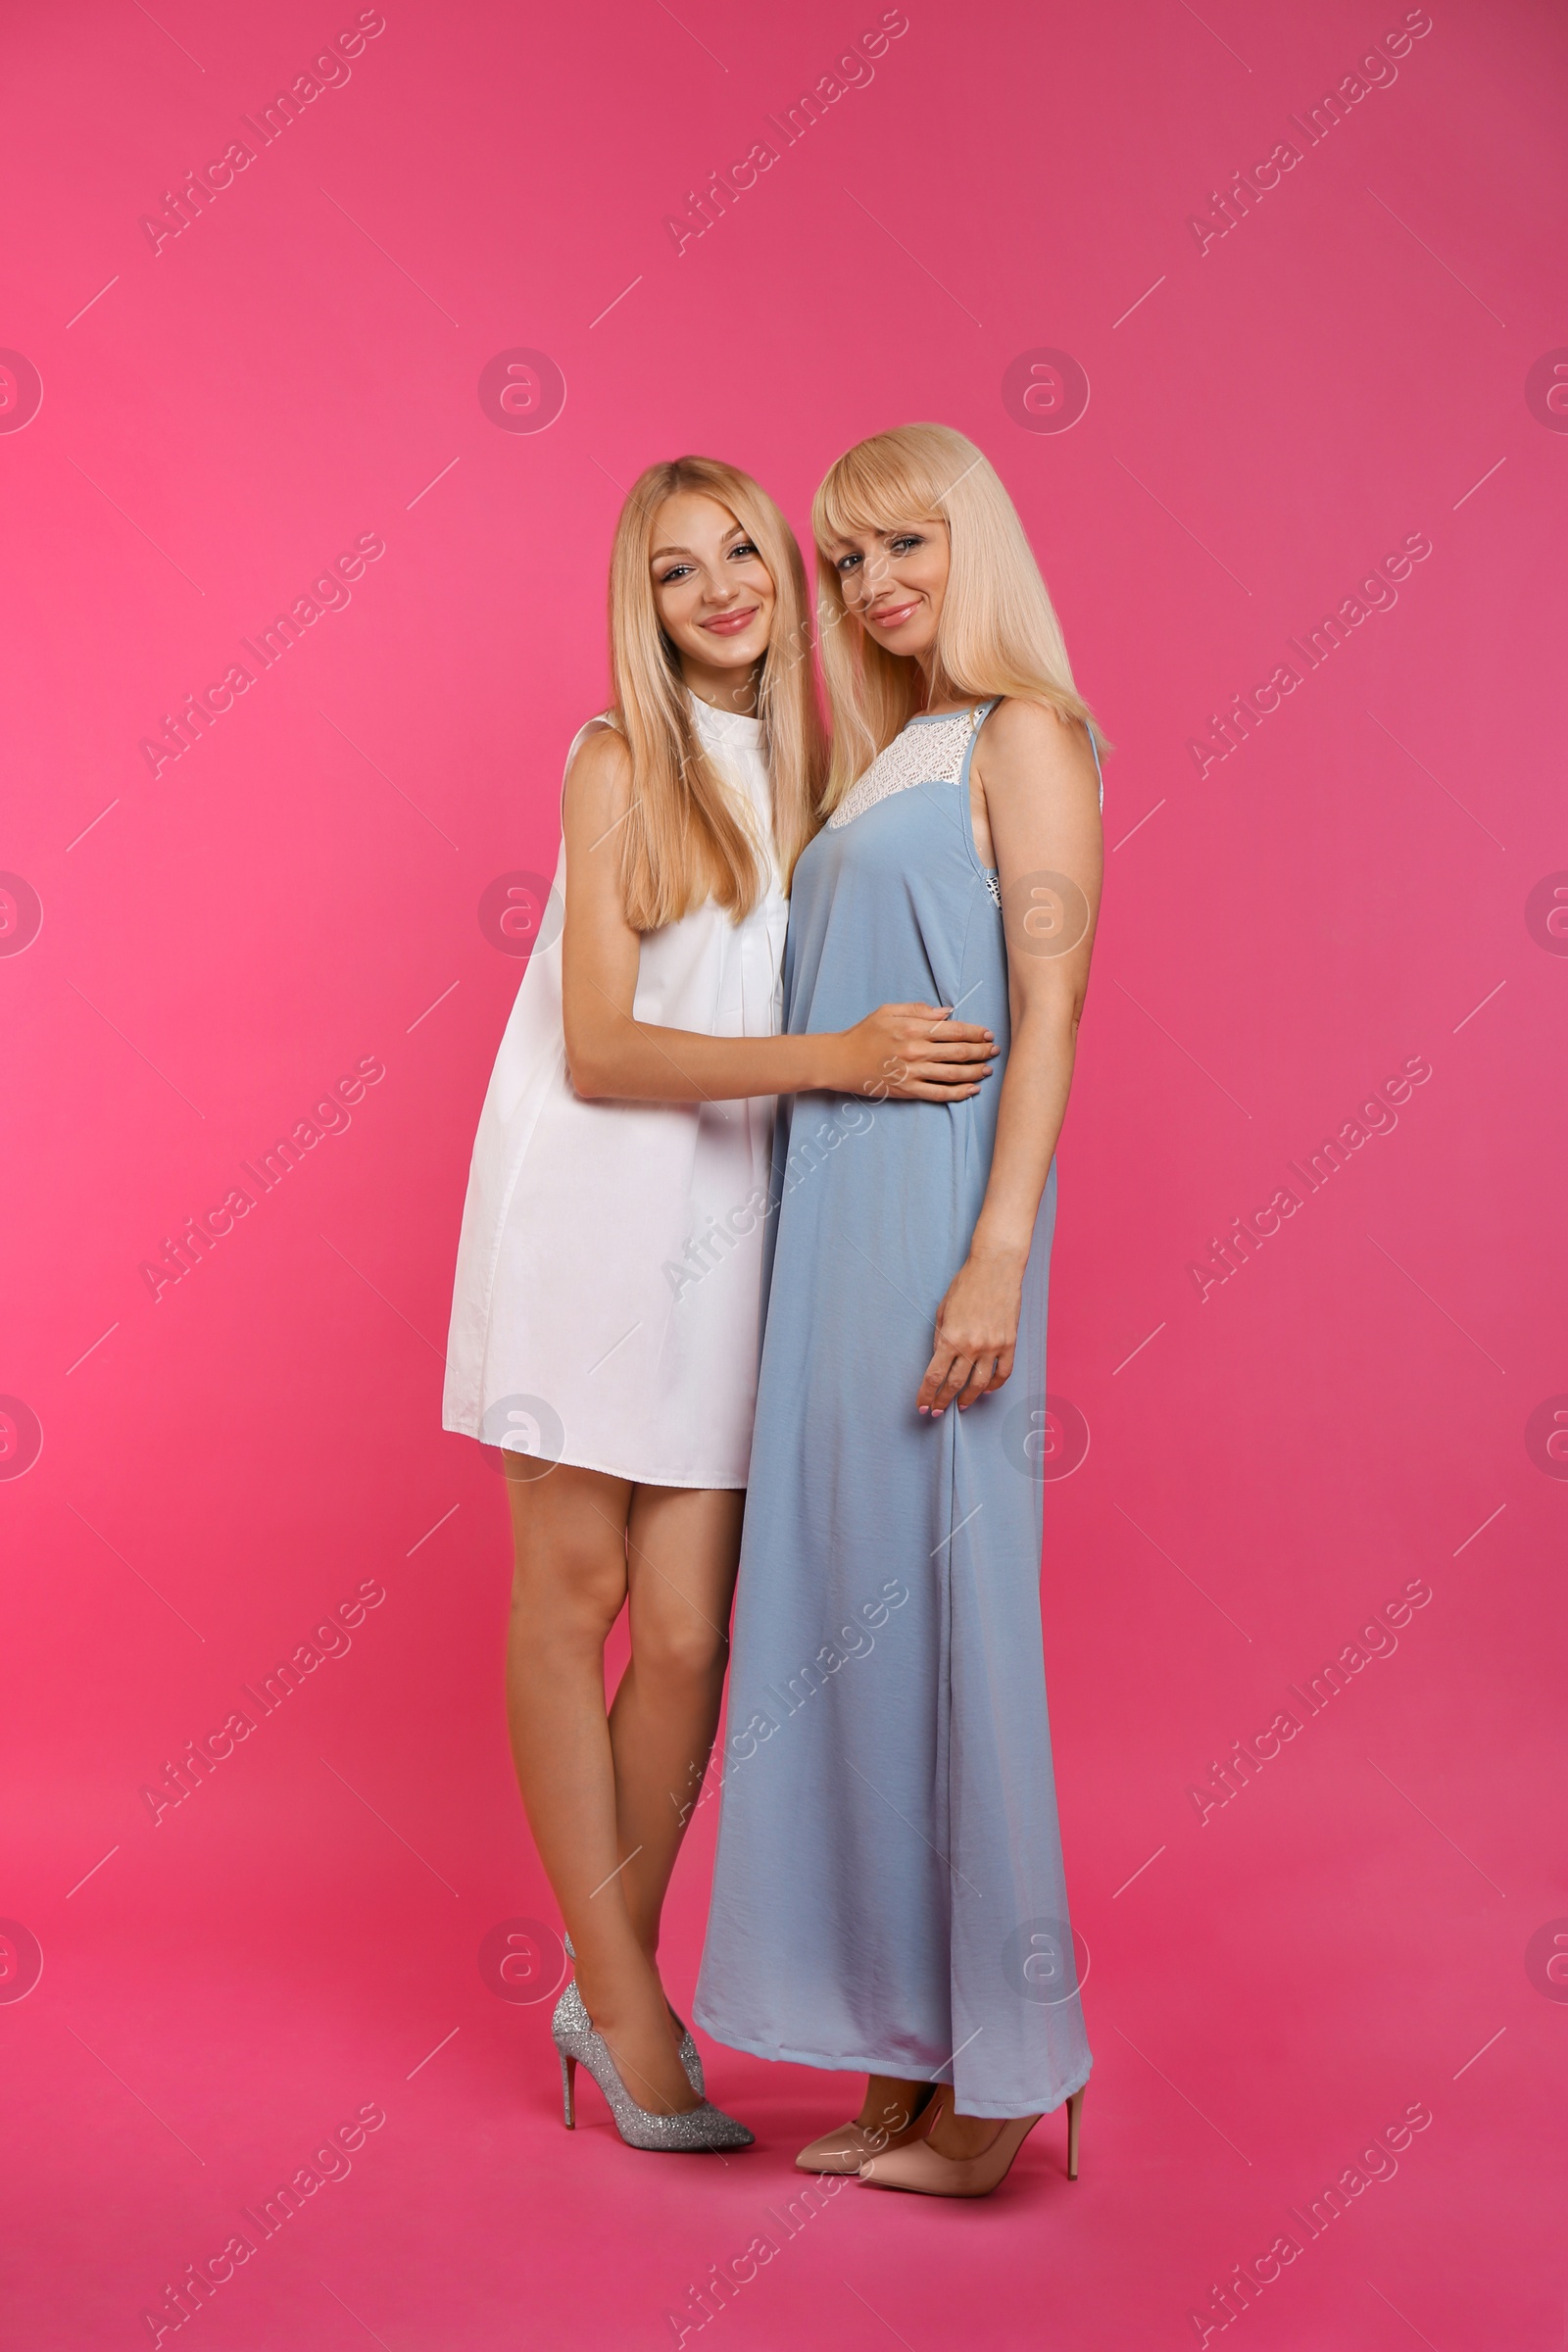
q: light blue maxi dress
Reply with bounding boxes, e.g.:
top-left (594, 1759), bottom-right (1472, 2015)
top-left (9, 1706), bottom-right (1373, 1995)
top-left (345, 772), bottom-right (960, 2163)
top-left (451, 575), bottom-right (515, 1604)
top-left (694, 701), bottom-right (1096, 2121)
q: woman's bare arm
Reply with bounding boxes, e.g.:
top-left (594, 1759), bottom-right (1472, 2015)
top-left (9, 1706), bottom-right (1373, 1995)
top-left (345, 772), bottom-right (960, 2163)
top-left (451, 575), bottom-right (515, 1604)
top-left (916, 699), bottom-right (1103, 1412)
top-left (560, 724), bottom-right (998, 1105)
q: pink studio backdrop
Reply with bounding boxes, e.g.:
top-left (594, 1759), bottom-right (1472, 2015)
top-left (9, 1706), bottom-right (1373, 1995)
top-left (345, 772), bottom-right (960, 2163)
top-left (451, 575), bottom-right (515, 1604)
top-left (3, 1), bottom-right (1564, 2345)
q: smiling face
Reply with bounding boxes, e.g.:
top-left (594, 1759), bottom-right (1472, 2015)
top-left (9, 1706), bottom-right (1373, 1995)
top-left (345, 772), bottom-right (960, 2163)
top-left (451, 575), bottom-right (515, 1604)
top-left (650, 489), bottom-right (776, 709)
top-left (828, 518), bottom-right (951, 667)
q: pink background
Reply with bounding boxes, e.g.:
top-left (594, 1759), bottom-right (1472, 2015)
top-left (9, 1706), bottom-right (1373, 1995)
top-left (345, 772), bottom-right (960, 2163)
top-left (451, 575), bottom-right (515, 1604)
top-left (3, 0), bottom-right (1565, 2344)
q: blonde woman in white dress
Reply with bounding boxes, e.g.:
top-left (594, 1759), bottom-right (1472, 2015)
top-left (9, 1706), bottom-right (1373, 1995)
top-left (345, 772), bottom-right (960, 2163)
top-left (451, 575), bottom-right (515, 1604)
top-left (443, 456), bottom-right (999, 2152)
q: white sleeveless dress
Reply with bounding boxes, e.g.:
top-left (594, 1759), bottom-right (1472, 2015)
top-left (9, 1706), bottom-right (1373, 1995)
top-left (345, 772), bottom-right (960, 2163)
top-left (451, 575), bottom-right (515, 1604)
top-left (442, 695), bottom-right (788, 1488)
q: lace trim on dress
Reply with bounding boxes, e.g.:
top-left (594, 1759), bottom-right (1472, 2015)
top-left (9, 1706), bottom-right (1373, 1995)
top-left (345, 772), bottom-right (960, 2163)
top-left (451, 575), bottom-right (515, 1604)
top-left (826, 706), bottom-right (990, 831)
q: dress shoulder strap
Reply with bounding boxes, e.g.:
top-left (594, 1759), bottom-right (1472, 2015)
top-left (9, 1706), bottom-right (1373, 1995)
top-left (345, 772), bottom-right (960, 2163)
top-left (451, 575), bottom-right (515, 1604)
top-left (1085, 724), bottom-right (1104, 810)
top-left (566, 709), bottom-right (619, 754)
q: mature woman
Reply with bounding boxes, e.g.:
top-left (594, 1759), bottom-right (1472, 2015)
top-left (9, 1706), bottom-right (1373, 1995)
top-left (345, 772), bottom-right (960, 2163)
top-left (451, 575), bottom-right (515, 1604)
top-left (443, 455), bottom-right (996, 2153)
top-left (695, 424), bottom-right (1103, 2196)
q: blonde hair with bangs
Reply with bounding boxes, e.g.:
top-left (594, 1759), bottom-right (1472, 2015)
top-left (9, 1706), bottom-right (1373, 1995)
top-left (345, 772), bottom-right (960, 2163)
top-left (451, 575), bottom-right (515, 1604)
top-left (607, 456), bottom-right (825, 931)
top-left (811, 423), bottom-right (1105, 811)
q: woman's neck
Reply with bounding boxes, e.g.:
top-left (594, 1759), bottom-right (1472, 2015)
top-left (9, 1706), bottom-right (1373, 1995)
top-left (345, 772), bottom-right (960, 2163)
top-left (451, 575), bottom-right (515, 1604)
top-left (907, 652), bottom-right (964, 717)
top-left (680, 655), bottom-right (763, 717)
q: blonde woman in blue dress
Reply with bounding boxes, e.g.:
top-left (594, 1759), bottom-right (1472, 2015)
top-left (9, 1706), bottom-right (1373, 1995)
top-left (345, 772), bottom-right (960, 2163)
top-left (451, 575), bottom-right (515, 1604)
top-left (443, 455), bottom-right (999, 2153)
top-left (696, 425), bottom-right (1103, 2195)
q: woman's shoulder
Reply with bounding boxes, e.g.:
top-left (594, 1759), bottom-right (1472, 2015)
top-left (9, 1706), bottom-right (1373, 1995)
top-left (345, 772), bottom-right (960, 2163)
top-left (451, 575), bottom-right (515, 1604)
top-left (562, 713), bottom-right (633, 827)
top-left (978, 697), bottom-right (1099, 785)
top-left (980, 694), bottom-right (1073, 746)
top-left (564, 712), bottom-right (631, 778)
top-left (567, 707), bottom-right (624, 747)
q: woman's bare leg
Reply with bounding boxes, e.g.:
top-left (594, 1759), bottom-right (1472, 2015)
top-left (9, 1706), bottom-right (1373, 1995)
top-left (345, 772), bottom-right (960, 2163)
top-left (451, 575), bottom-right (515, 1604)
top-left (856, 2076), bottom-right (934, 2142)
top-left (609, 1485), bottom-right (744, 1964)
top-left (503, 1458), bottom-right (697, 2116)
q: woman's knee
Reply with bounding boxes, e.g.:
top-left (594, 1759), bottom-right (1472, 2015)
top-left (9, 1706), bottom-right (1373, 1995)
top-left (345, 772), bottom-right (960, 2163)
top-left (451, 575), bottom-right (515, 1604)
top-left (511, 1544), bottom-right (625, 1645)
top-left (632, 1604), bottom-right (729, 1685)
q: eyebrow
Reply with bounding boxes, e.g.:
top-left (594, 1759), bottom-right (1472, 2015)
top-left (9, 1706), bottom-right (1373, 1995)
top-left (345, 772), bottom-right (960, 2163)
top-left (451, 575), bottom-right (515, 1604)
top-left (830, 522), bottom-right (918, 550)
top-left (650, 524), bottom-right (749, 562)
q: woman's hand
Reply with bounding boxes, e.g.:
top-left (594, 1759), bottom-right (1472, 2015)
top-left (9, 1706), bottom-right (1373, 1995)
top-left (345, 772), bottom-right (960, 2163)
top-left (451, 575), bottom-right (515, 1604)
top-left (917, 1248), bottom-right (1025, 1414)
top-left (831, 1004), bottom-right (997, 1102)
top-left (561, 734), bottom-right (985, 1108)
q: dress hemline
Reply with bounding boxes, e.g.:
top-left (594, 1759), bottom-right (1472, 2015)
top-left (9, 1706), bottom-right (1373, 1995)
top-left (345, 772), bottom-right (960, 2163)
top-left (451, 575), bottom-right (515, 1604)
top-left (441, 1414), bottom-right (747, 1493)
top-left (691, 2001), bottom-right (1092, 2120)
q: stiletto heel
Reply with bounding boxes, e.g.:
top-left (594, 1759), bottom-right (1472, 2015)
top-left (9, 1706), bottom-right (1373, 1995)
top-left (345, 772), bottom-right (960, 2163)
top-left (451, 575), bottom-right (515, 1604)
top-left (1065, 2085), bottom-right (1084, 2180)
top-left (549, 1981), bottom-right (753, 2154)
top-left (560, 2049), bottom-right (576, 2130)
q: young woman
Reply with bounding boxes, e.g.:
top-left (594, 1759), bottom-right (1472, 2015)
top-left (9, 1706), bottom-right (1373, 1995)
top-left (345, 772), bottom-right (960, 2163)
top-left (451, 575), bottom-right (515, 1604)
top-left (442, 455), bottom-right (998, 2154)
top-left (695, 424), bottom-right (1104, 2195)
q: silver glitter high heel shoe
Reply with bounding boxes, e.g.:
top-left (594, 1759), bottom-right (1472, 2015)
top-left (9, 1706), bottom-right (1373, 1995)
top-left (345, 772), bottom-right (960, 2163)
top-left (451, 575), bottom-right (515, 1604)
top-left (562, 1930), bottom-right (704, 2094)
top-left (550, 1980), bottom-right (754, 2153)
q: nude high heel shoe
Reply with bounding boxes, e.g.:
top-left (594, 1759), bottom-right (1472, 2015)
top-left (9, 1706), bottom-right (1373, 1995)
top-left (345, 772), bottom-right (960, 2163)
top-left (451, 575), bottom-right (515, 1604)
top-left (796, 2083), bottom-right (939, 2175)
top-left (858, 2084), bottom-right (1085, 2197)
top-left (550, 1981), bottom-right (754, 2153)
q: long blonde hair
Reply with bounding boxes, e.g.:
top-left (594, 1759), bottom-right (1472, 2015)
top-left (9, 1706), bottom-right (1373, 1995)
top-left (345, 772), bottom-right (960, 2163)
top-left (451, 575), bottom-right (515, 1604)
top-left (607, 456), bottom-right (825, 929)
top-left (811, 422), bottom-right (1105, 810)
